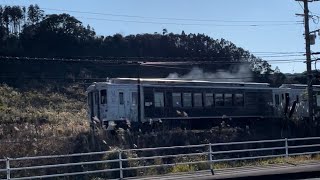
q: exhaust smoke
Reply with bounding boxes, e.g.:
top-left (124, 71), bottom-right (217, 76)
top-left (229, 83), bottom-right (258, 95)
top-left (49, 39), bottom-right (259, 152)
top-left (166, 65), bottom-right (252, 82)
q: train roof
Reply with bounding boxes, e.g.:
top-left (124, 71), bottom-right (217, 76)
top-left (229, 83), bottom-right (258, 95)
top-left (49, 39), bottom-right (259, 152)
top-left (109, 78), bottom-right (271, 87)
top-left (280, 84), bottom-right (320, 89)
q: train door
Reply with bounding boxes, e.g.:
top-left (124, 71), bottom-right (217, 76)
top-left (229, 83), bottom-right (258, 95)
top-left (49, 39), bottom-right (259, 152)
top-left (93, 91), bottom-right (100, 120)
top-left (272, 89), bottom-right (283, 117)
top-left (88, 92), bottom-right (94, 121)
top-left (130, 91), bottom-right (138, 122)
top-left (118, 91), bottom-right (126, 118)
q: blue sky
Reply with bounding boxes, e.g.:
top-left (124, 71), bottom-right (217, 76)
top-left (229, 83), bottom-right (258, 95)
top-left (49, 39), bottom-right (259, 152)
top-left (2, 0), bottom-right (320, 73)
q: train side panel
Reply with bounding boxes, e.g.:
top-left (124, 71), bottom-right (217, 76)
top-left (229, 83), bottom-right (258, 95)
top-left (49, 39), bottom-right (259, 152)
top-left (142, 85), bottom-right (274, 121)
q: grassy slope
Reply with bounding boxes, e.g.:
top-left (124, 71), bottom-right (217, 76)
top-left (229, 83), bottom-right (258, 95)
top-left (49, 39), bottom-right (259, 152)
top-left (0, 84), bottom-right (90, 157)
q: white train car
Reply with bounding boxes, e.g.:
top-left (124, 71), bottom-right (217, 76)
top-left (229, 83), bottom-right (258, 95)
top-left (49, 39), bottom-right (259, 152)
top-left (274, 84), bottom-right (320, 119)
top-left (87, 80), bottom-right (139, 128)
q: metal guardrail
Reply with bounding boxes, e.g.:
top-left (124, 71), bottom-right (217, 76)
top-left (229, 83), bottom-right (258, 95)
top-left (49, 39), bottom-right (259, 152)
top-left (1, 137), bottom-right (320, 179)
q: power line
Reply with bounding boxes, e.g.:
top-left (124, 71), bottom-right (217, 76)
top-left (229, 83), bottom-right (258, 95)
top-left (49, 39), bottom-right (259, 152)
top-left (0, 75), bottom-right (255, 80)
top-left (0, 56), bottom-right (308, 64)
top-left (77, 16), bottom-right (302, 27)
top-left (0, 4), bottom-right (302, 27)
top-left (254, 54), bottom-right (305, 58)
top-left (40, 7), bottom-right (300, 23)
top-left (297, 1), bottom-right (305, 11)
top-left (0, 54), bottom-right (308, 60)
top-left (251, 51), bottom-right (304, 54)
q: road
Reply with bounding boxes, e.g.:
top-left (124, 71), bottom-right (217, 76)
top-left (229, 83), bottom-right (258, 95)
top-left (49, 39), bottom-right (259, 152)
top-left (125, 161), bottom-right (320, 180)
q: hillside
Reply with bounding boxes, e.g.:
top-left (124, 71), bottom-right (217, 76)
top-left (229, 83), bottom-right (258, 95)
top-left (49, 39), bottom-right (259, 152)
top-left (0, 84), bottom-right (89, 156)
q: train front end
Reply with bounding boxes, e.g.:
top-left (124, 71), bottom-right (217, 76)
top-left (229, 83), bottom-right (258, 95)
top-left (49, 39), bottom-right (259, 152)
top-left (87, 82), bottom-right (109, 128)
top-left (86, 81), bottom-right (139, 130)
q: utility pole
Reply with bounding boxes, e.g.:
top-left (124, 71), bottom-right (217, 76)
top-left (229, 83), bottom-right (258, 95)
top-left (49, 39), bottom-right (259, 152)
top-left (298, 0), bottom-right (314, 122)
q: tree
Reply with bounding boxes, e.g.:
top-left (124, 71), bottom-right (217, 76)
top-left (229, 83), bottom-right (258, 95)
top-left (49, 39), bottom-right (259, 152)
top-left (0, 6), bottom-right (3, 27)
top-left (162, 28), bottom-right (167, 35)
top-left (0, 6), bottom-right (7, 51)
top-left (274, 66), bottom-right (281, 73)
top-left (21, 13), bottom-right (96, 57)
top-left (10, 6), bottom-right (23, 34)
top-left (3, 6), bottom-right (10, 33)
top-left (22, 6), bottom-right (27, 25)
top-left (271, 67), bottom-right (286, 87)
top-left (27, 4), bottom-right (43, 25)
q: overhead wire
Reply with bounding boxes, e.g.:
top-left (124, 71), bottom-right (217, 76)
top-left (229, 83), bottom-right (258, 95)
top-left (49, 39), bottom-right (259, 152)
top-left (40, 7), bottom-right (300, 23)
top-left (0, 56), bottom-right (308, 64)
top-left (0, 75), bottom-right (254, 80)
top-left (77, 16), bottom-right (302, 27)
top-left (297, 1), bottom-right (305, 11)
top-left (251, 52), bottom-right (304, 54)
top-left (0, 4), bottom-right (303, 27)
top-left (0, 55), bottom-right (307, 60)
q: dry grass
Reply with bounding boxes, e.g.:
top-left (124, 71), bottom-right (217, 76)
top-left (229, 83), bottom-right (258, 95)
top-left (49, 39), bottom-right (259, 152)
top-left (0, 84), bottom-right (90, 157)
top-left (170, 154), bottom-right (320, 174)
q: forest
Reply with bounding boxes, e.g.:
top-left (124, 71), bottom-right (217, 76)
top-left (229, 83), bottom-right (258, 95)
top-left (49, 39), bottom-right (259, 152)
top-left (0, 4), bottom-right (313, 87)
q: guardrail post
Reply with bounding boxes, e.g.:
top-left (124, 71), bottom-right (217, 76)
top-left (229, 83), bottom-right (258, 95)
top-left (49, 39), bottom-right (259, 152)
top-left (6, 158), bottom-right (10, 180)
top-left (285, 138), bottom-right (288, 158)
top-left (118, 150), bottom-right (123, 179)
top-left (209, 143), bottom-right (214, 175)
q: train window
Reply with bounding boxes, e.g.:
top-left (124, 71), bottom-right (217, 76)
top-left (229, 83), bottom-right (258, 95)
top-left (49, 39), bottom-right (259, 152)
top-left (94, 92), bottom-right (98, 105)
top-left (234, 94), bottom-right (244, 106)
top-left (225, 94), bottom-right (233, 106)
top-left (132, 92), bottom-right (138, 105)
top-left (183, 93), bottom-right (192, 107)
top-left (205, 93), bottom-right (214, 107)
top-left (215, 94), bottom-right (224, 106)
top-left (119, 92), bottom-right (124, 105)
top-left (88, 92), bottom-right (93, 107)
top-left (296, 95), bottom-right (299, 103)
top-left (100, 90), bottom-right (107, 104)
top-left (172, 93), bottom-right (182, 107)
top-left (154, 92), bottom-right (164, 107)
top-left (285, 93), bottom-right (289, 99)
top-left (193, 93), bottom-right (203, 107)
top-left (275, 94), bottom-right (280, 105)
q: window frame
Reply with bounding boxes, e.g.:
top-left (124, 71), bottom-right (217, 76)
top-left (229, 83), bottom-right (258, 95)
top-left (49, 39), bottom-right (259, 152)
top-left (234, 93), bottom-right (244, 106)
top-left (132, 92), bottom-right (138, 106)
top-left (193, 93), bottom-right (203, 107)
top-left (215, 93), bottom-right (224, 107)
top-left (204, 93), bottom-right (214, 107)
top-left (154, 92), bottom-right (165, 107)
top-left (172, 92), bottom-right (182, 107)
top-left (94, 92), bottom-right (99, 105)
top-left (275, 94), bottom-right (280, 105)
top-left (88, 92), bottom-right (93, 107)
top-left (100, 89), bottom-right (107, 105)
top-left (183, 93), bottom-right (192, 107)
top-left (119, 92), bottom-right (124, 105)
top-left (224, 93), bottom-right (233, 107)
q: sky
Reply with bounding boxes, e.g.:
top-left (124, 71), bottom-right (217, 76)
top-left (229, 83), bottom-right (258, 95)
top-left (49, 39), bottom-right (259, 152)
top-left (2, 0), bottom-right (320, 73)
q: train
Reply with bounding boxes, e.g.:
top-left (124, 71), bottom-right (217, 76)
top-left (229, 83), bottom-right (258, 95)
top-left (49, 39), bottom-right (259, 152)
top-left (86, 78), bottom-right (320, 130)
